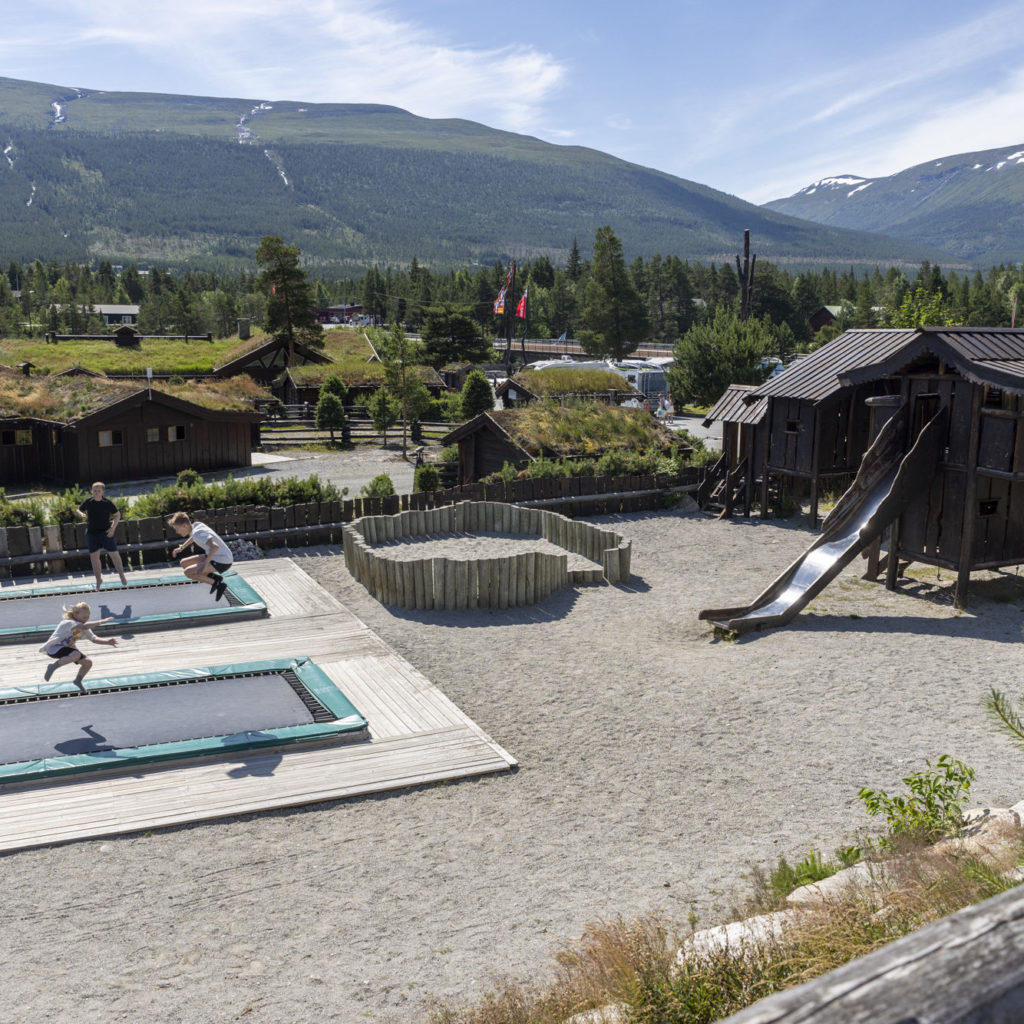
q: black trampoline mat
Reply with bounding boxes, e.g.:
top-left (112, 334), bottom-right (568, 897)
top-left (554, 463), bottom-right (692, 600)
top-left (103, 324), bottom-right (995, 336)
top-left (0, 674), bottom-right (314, 764)
top-left (2, 581), bottom-right (231, 631)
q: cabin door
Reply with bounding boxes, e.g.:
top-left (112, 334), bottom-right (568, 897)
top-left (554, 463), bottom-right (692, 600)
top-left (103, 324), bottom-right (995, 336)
top-left (912, 393), bottom-right (941, 441)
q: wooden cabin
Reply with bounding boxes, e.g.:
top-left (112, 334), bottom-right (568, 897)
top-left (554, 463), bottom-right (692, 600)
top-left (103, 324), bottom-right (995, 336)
top-left (710, 327), bottom-right (1024, 606)
top-left (698, 384), bottom-right (768, 515)
top-left (494, 367), bottom-right (644, 409)
top-left (276, 363), bottom-right (446, 407)
top-left (0, 378), bottom-right (261, 486)
top-left (441, 405), bottom-right (681, 485)
top-left (213, 335), bottom-right (332, 385)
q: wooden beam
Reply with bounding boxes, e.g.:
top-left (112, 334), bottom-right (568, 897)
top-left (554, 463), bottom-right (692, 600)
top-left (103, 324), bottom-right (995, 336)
top-left (955, 385), bottom-right (984, 609)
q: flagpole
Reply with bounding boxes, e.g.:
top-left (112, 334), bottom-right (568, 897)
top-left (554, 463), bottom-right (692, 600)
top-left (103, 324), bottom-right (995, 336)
top-left (504, 261), bottom-right (516, 374)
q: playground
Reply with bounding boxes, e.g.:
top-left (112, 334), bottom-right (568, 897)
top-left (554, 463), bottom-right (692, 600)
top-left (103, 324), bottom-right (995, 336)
top-left (0, 504), bottom-right (1022, 1022)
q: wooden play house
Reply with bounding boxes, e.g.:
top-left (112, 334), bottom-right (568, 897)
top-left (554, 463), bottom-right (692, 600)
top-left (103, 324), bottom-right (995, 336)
top-left (704, 327), bottom-right (1024, 606)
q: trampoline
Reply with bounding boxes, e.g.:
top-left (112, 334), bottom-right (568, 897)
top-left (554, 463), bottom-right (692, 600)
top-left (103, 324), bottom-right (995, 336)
top-left (0, 574), bottom-right (267, 644)
top-left (0, 657), bottom-right (368, 783)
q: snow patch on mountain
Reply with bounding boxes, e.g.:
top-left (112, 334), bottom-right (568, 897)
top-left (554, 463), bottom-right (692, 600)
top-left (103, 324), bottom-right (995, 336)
top-left (263, 148), bottom-right (290, 187)
top-left (26, 183), bottom-right (36, 206)
top-left (236, 102), bottom-right (272, 144)
top-left (798, 175), bottom-right (868, 196)
top-left (848, 182), bottom-right (872, 197)
top-left (3, 143), bottom-right (13, 170)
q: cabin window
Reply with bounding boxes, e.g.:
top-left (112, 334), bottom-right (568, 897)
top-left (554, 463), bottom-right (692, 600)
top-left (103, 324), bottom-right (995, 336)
top-left (979, 499), bottom-right (1000, 517)
top-left (785, 420), bottom-right (800, 434)
top-left (98, 430), bottom-right (123, 448)
top-left (0, 430), bottom-right (12, 446)
top-left (984, 388), bottom-right (1004, 408)
top-left (15, 430), bottom-right (31, 446)
top-left (168, 425), bottom-right (186, 442)
top-left (145, 427), bottom-right (160, 443)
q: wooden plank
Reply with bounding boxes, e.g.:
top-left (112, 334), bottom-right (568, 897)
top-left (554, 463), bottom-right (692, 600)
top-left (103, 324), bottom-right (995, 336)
top-left (0, 557), bottom-right (516, 851)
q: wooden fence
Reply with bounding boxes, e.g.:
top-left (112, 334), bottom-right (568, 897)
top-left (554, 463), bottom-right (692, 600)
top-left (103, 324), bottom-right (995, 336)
top-left (0, 468), bottom-right (701, 579)
top-left (342, 501), bottom-right (632, 610)
top-left (719, 881), bottom-right (1024, 1023)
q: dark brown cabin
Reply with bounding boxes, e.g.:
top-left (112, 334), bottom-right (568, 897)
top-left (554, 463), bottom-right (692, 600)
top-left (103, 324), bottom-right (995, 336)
top-left (710, 327), bottom-right (1024, 606)
top-left (0, 389), bottom-right (260, 486)
top-left (213, 336), bottom-right (332, 385)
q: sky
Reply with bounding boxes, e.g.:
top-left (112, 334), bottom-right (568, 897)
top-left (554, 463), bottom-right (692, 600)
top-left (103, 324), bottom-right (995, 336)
top-left (5, 0), bottom-right (1024, 205)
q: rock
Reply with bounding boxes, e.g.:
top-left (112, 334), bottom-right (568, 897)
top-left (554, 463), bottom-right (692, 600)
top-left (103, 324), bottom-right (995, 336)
top-left (933, 807), bottom-right (1023, 867)
top-left (679, 909), bottom-right (796, 959)
top-left (786, 861), bottom-right (900, 905)
top-left (564, 1004), bottom-right (627, 1024)
top-left (227, 538), bottom-right (264, 561)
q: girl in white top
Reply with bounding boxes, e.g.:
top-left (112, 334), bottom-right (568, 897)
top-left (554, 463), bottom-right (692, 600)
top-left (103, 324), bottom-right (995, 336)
top-left (167, 512), bottom-right (234, 601)
top-left (40, 602), bottom-right (118, 691)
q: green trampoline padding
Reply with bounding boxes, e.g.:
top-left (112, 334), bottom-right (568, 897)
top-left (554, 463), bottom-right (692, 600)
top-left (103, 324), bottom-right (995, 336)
top-left (0, 657), bottom-right (368, 783)
top-left (0, 574), bottom-right (267, 643)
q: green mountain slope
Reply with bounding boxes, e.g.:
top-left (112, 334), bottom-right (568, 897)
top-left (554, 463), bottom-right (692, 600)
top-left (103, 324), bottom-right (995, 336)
top-left (0, 75), bottom-right (948, 271)
top-left (763, 145), bottom-right (1024, 264)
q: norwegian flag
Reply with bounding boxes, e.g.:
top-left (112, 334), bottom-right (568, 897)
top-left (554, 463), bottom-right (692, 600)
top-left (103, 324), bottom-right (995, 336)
top-left (515, 289), bottom-right (528, 319)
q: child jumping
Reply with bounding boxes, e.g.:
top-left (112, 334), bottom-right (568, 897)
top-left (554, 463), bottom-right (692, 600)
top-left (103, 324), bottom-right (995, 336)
top-left (40, 602), bottom-right (118, 692)
top-left (167, 512), bottom-right (233, 601)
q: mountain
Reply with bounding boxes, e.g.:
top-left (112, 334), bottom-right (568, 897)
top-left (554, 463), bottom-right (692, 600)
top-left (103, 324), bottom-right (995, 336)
top-left (763, 145), bottom-right (1024, 265)
top-left (0, 75), bottom-right (949, 273)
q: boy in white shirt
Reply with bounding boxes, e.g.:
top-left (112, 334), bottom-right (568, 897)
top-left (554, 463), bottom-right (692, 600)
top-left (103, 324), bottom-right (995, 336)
top-left (167, 512), bottom-right (234, 602)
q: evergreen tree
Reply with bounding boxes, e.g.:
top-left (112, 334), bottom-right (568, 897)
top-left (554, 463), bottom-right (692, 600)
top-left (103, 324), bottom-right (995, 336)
top-left (579, 226), bottom-right (648, 360)
top-left (421, 303), bottom-right (489, 366)
top-left (379, 322), bottom-right (432, 453)
top-left (367, 386), bottom-right (401, 445)
top-left (667, 308), bottom-right (777, 406)
top-left (460, 369), bottom-right (494, 419)
top-left (255, 236), bottom-right (316, 364)
top-left (315, 392), bottom-right (348, 444)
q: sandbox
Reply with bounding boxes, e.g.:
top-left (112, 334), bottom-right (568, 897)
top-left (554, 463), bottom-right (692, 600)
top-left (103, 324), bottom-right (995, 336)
top-left (342, 500), bottom-right (631, 610)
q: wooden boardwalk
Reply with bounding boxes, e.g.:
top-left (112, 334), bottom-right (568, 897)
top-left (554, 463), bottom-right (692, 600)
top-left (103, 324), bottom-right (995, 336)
top-left (0, 559), bottom-right (516, 852)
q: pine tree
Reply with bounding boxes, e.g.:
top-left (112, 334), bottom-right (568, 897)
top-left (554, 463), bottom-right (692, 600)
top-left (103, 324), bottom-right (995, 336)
top-left (580, 226), bottom-right (648, 360)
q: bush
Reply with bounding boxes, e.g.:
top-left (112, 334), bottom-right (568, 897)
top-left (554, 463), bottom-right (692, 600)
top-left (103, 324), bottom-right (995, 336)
top-left (413, 464), bottom-right (441, 492)
top-left (176, 468), bottom-right (203, 487)
top-left (460, 370), bottom-right (494, 419)
top-left (438, 444), bottom-right (459, 463)
top-left (858, 755), bottom-right (975, 846)
top-left (361, 473), bottom-right (395, 499)
top-left (48, 486), bottom-right (88, 526)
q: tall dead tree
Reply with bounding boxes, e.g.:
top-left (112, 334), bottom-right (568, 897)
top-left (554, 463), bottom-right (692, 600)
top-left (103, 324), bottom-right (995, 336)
top-left (736, 229), bottom-right (756, 321)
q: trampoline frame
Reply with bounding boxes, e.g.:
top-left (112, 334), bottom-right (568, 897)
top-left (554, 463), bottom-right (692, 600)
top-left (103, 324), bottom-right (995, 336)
top-left (0, 657), bottom-right (368, 784)
top-left (0, 574), bottom-right (268, 644)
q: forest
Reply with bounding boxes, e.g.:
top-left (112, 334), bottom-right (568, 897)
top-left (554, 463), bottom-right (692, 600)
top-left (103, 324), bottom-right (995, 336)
top-left (2, 235), bottom-right (1020, 353)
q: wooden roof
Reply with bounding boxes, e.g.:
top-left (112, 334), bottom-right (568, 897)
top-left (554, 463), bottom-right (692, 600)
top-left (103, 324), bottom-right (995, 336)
top-left (213, 335), bottom-right (332, 376)
top-left (703, 384), bottom-right (768, 427)
top-left (495, 367), bottom-right (643, 401)
top-left (753, 328), bottom-right (1024, 405)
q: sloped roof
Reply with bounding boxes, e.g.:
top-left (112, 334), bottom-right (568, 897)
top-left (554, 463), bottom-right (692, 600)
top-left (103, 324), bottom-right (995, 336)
top-left (496, 367), bottom-right (643, 400)
top-left (752, 328), bottom-right (1024, 405)
top-left (703, 384), bottom-right (768, 427)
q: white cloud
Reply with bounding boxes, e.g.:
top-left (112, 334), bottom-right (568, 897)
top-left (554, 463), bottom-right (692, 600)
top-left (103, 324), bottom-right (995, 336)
top-left (1, 0), bottom-right (567, 133)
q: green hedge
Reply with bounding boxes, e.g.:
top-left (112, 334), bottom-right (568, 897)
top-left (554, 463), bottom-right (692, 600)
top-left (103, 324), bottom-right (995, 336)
top-left (0, 473), bottom-right (345, 529)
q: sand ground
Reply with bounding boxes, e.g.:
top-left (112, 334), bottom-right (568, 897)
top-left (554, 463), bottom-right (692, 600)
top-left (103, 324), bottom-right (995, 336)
top-left (2, 502), bottom-right (1024, 1023)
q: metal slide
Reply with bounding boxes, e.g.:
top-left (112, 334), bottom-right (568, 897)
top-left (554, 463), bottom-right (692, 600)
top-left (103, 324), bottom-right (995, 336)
top-left (699, 403), bottom-right (948, 635)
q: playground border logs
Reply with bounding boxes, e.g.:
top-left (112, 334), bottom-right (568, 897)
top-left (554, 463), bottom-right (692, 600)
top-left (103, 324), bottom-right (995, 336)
top-left (342, 500), bottom-right (632, 610)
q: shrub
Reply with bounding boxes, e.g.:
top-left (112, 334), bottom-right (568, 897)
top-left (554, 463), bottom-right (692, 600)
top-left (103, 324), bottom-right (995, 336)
top-left (361, 473), bottom-right (395, 499)
top-left (438, 444), bottom-right (459, 463)
top-left (49, 486), bottom-right (88, 525)
top-left (460, 370), bottom-right (494, 419)
top-left (858, 755), bottom-right (975, 846)
top-left (176, 468), bottom-right (203, 487)
top-left (413, 464), bottom-right (441, 493)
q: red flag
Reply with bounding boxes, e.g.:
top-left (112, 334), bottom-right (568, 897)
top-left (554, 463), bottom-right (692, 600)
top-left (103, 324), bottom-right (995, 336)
top-left (515, 289), bottom-right (528, 319)
top-left (493, 287), bottom-right (506, 315)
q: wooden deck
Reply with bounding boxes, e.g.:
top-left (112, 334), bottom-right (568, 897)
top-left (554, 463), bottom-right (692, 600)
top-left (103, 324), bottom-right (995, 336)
top-left (0, 558), bottom-right (516, 851)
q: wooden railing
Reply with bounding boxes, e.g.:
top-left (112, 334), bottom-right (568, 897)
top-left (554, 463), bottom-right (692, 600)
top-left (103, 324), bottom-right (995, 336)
top-left (719, 882), bottom-right (1024, 1023)
top-left (0, 468), bottom-right (702, 579)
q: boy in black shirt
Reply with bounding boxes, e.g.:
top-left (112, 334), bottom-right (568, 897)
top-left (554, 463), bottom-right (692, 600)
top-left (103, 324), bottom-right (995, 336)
top-left (77, 481), bottom-right (128, 590)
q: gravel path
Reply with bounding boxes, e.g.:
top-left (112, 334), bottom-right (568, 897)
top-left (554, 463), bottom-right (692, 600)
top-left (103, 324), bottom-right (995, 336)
top-left (2, 505), bottom-right (1024, 1023)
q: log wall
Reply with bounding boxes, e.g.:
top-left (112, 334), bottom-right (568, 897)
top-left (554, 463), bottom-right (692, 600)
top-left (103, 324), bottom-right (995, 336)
top-left (342, 500), bottom-right (632, 610)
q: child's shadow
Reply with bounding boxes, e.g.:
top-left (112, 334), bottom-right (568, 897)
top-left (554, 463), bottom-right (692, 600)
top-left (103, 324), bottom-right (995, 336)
top-left (54, 725), bottom-right (115, 756)
top-left (222, 732), bottom-right (283, 777)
